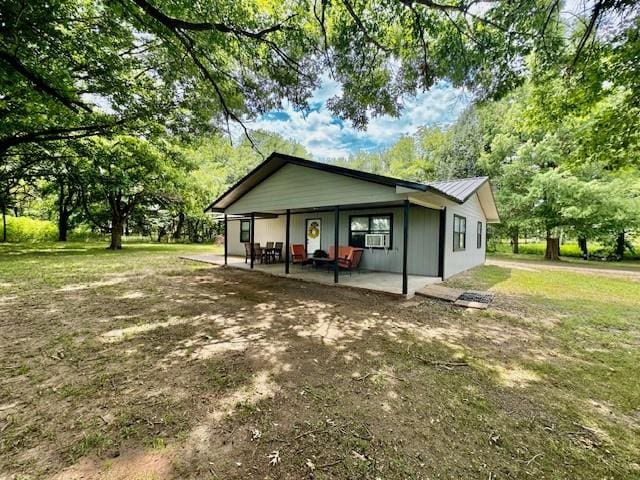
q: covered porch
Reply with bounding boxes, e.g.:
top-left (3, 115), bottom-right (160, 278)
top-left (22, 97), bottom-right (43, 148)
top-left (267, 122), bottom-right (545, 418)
top-left (181, 253), bottom-right (440, 296)
top-left (216, 197), bottom-right (443, 296)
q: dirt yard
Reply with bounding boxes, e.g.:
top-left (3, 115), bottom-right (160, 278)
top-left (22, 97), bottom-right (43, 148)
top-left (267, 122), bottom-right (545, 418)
top-left (1, 244), bottom-right (639, 479)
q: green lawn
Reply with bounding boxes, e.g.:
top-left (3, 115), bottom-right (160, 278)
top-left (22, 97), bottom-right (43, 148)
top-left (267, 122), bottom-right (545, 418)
top-left (1, 242), bottom-right (639, 479)
top-left (488, 251), bottom-right (640, 272)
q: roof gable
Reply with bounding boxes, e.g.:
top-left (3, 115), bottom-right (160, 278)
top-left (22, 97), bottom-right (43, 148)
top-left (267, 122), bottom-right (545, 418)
top-left (205, 152), bottom-right (499, 222)
top-left (205, 152), bottom-right (427, 212)
top-left (225, 162), bottom-right (401, 214)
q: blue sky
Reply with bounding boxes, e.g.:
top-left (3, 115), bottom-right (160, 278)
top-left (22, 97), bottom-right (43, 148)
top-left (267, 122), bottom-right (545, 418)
top-left (245, 76), bottom-right (471, 159)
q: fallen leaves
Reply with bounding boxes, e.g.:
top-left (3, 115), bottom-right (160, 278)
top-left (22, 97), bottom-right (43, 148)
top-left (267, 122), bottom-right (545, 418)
top-left (268, 450), bottom-right (281, 466)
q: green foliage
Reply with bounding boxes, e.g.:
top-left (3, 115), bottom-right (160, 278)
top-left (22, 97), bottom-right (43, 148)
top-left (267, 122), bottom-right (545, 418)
top-left (0, 216), bottom-right (58, 242)
top-left (0, 216), bottom-right (113, 243)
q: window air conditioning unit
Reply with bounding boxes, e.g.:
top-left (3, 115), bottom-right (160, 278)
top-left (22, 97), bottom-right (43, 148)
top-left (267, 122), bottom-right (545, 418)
top-left (365, 233), bottom-right (389, 248)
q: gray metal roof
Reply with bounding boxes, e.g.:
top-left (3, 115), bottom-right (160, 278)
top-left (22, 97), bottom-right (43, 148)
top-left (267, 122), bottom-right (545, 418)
top-left (426, 177), bottom-right (489, 203)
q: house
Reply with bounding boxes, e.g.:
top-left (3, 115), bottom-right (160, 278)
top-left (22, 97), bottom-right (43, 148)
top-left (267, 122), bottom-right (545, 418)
top-left (205, 152), bottom-right (499, 295)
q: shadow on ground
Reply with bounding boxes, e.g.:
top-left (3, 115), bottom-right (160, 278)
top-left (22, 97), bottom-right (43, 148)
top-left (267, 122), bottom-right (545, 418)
top-left (1, 257), bottom-right (638, 479)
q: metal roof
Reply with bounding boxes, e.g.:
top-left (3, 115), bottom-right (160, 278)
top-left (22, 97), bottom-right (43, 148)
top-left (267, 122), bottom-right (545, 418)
top-left (426, 177), bottom-right (490, 203)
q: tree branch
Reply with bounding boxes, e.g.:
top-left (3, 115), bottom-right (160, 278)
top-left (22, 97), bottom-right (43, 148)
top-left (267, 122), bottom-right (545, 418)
top-left (124, 0), bottom-right (263, 156)
top-left (571, 0), bottom-right (603, 69)
top-left (405, 0), bottom-right (512, 34)
top-left (130, 0), bottom-right (294, 39)
top-left (341, 0), bottom-right (391, 52)
top-left (0, 120), bottom-right (126, 155)
top-left (0, 49), bottom-right (92, 113)
top-left (176, 32), bottom-right (263, 156)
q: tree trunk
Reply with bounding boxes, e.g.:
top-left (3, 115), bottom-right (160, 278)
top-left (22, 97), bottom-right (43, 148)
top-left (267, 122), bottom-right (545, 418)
top-left (578, 237), bottom-right (588, 259)
top-left (174, 212), bottom-right (185, 240)
top-left (511, 228), bottom-right (519, 254)
top-left (109, 218), bottom-right (123, 249)
top-left (58, 211), bottom-right (69, 241)
top-left (545, 236), bottom-right (560, 261)
top-left (1, 200), bottom-right (6, 243)
top-left (615, 231), bottom-right (625, 259)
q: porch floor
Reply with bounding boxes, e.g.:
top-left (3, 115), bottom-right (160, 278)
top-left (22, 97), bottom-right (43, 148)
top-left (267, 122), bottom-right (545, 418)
top-left (180, 254), bottom-right (440, 296)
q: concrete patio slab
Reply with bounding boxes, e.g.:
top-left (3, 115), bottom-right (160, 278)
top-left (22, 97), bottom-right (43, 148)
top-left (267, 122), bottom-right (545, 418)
top-left (180, 254), bottom-right (441, 297)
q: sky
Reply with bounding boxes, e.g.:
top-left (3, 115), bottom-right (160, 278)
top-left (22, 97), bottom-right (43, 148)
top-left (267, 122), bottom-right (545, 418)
top-left (244, 77), bottom-right (471, 160)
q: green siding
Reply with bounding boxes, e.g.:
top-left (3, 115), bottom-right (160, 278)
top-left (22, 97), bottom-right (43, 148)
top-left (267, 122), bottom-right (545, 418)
top-left (226, 163), bottom-right (400, 214)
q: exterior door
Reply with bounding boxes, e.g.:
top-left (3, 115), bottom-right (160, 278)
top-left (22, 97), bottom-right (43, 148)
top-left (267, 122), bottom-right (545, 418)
top-left (305, 218), bottom-right (321, 254)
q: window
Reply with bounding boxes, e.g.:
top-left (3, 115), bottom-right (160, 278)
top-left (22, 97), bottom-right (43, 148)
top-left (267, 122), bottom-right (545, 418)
top-left (477, 221), bottom-right (483, 248)
top-left (240, 220), bottom-right (250, 243)
top-left (349, 214), bottom-right (392, 248)
top-left (453, 214), bottom-right (466, 251)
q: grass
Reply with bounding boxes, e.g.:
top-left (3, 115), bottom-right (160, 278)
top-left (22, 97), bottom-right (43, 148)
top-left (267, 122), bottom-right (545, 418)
top-left (1, 242), bottom-right (639, 479)
top-left (488, 251), bottom-right (640, 272)
top-left (491, 239), bottom-right (640, 261)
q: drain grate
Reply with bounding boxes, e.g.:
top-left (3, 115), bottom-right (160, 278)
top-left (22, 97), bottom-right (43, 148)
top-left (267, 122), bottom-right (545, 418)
top-left (458, 292), bottom-right (494, 304)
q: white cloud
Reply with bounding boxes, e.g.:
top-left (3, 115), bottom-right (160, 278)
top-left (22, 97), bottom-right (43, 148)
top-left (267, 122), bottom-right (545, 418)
top-left (245, 76), bottom-right (470, 159)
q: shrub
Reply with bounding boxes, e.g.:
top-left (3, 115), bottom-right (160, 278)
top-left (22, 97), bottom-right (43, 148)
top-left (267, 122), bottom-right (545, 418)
top-left (68, 225), bottom-right (108, 242)
top-left (0, 216), bottom-right (58, 242)
top-left (494, 240), bottom-right (640, 260)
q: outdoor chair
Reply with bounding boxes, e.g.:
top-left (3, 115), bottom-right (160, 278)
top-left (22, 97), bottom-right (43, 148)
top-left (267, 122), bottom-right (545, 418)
top-left (262, 241), bottom-right (275, 263)
top-left (291, 244), bottom-right (311, 268)
top-left (252, 243), bottom-right (264, 263)
top-left (274, 241), bottom-right (284, 262)
top-left (244, 242), bottom-right (251, 263)
top-left (337, 248), bottom-right (363, 275)
top-left (328, 246), bottom-right (364, 275)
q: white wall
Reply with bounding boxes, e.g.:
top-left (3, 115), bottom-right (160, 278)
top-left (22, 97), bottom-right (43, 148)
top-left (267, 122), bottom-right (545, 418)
top-left (443, 193), bottom-right (487, 279)
top-left (226, 217), bottom-right (285, 256)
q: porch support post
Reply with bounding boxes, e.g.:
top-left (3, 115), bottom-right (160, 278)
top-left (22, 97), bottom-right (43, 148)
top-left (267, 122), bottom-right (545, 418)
top-left (402, 200), bottom-right (409, 295)
top-left (223, 214), bottom-right (228, 266)
top-left (438, 207), bottom-right (446, 279)
top-left (285, 209), bottom-right (291, 274)
top-left (250, 212), bottom-right (255, 269)
top-left (334, 205), bottom-right (340, 284)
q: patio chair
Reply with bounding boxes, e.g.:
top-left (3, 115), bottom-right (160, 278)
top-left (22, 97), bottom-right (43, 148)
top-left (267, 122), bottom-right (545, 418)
top-left (274, 241), bottom-right (284, 262)
top-left (291, 244), bottom-right (311, 268)
top-left (252, 243), bottom-right (264, 263)
top-left (262, 241), bottom-right (275, 263)
top-left (337, 248), bottom-right (363, 276)
top-left (328, 246), bottom-right (364, 276)
top-left (244, 242), bottom-right (251, 263)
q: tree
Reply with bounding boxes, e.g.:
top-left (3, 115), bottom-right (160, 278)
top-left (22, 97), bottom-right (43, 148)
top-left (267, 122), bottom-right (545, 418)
top-left (79, 136), bottom-right (186, 249)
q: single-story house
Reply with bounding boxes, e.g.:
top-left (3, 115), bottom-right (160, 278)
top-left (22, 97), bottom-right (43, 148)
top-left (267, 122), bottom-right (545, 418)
top-left (205, 152), bottom-right (499, 295)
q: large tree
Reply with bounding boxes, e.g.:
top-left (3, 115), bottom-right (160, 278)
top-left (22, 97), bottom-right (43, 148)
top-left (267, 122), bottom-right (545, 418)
top-left (78, 136), bottom-right (186, 249)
